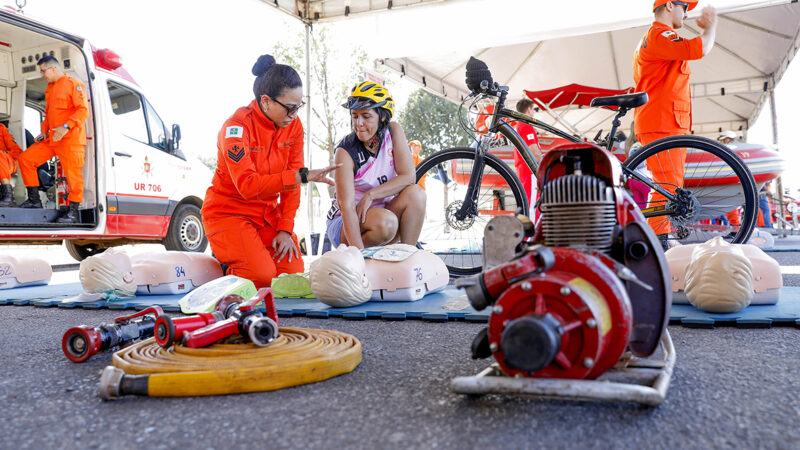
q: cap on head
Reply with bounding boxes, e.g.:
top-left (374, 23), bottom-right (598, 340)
top-left (653, 0), bottom-right (698, 12)
top-left (342, 81), bottom-right (394, 119)
top-left (718, 130), bottom-right (737, 141)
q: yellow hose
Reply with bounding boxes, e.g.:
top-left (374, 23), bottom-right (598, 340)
top-left (108, 327), bottom-right (362, 397)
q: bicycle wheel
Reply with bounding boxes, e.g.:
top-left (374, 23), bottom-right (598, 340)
top-left (622, 135), bottom-right (757, 244)
top-left (415, 147), bottom-right (528, 276)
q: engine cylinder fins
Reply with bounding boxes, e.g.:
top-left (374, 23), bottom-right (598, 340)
top-left (541, 174), bottom-right (616, 254)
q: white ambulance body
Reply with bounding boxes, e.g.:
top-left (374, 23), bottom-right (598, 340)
top-left (0, 9), bottom-right (212, 260)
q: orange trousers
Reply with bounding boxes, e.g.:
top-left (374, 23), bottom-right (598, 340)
top-left (205, 216), bottom-right (304, 289)
top-left (0, 151), bottom-right (17, 180)
top-left (638, 131), bottom-right (686, 235)
top-left (18, 141), bottom-right (85, 203)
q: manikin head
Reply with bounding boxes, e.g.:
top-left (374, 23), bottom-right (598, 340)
top-left (309, 244), bottom-right (372, 307)
top-left (684, 236), bottom-right (754, 313)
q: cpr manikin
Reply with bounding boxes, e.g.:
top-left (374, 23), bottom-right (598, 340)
top-left (309, 244), bottom-right (372, 307)
top-left (78, 248), bottom-right (223, 300)
top-left (309, 243), bottom-right (450, 307)
top-left (666, 236), bottom-right (782, 312)
top-left (0, 255), bottom-right (52, 290)
top-left (80, 248), bottom-right (137, 297)
top-left (363, 243), bottom-right (449, 301)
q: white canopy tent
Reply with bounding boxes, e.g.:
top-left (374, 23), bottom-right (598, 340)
top-left (254, 0), bottom-right (800, 230)
top-left (379, 0), bottom-right (800, 141)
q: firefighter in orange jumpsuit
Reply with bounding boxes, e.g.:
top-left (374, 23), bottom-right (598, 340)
top-left (0, 123), bottom-right (23, 207)
top-left (17, 55), bottom-right (89, 223)
top-left (409, 140), bottom-right (426, 189)
top-left (201, 54), bottom-right (338, 289)
top-left (633, 1), bottom-right (717, 235)
top-left (512, 98), bottom-right (543, 206)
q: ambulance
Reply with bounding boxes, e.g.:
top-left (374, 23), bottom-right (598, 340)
top-left (0, 9), bottom-right (213, 260)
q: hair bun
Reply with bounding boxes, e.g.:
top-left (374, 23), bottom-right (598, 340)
top-left (252, 54), bottom-right (276, 76)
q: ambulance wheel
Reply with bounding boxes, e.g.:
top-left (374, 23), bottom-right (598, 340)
top-left (164, 204), bottom-right (208, 252)
top-left (65, 241), bottom-right (106, 262)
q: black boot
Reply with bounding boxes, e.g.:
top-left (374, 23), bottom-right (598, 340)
top-left (0, 184), bottom-right (14, 207)
top-left (18, 186), bottom-right (42, 208)
top-left (57, 201), bottom-right (80, 224)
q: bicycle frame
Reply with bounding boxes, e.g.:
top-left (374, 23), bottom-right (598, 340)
top-left (474, 91), bottom-right (679, 218)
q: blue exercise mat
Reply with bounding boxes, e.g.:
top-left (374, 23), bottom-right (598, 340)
top-left (3, 282), bottom-right (800, 328)
top-left (0, 282), bottom-right (487, 322)
top-left (763, 236), bottom-right (800, 252)
top-left (669, 286), bottom-right (800, 328)
top-left (0, 282), bottom-right (84, 304)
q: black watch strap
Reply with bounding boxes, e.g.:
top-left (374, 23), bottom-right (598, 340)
top-left (299, 167), bottom-right (309, 184)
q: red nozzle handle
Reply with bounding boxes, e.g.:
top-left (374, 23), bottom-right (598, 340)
top-left (182, 317), bottom-right (238, 348)
top-left (261, 288), bottom-right (279, 327)
top-left (239, 288), bottom-right (273, 312)
top-left (114, 306), bottom-right (164, 323)
top-left (154, 312), bottom-right (220, 348)
top-left (62, 325), bottom-right (102, 363)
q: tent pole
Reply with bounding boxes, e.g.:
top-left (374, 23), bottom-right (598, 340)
top-left (305, 21), bottom-right (314, 237)
top-left (769, 87), bottom-right (786, 235)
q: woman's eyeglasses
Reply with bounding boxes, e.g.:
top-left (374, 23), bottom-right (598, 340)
top-left (273, 98), bottom-right (305, 116)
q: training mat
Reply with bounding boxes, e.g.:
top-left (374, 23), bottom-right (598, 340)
top-left (0, 282), bottom-right (489, 321)
top-left (4, 282), bottom-right (800, 327)
top-left (0, 282), bottom-right (84, 304)
top-left (764, 236), bottom-right (800, 252)
top-left (669, 286), bottom-right (800, 328)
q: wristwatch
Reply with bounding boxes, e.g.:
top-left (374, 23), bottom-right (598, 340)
top-left (62, 123), bottom-right (70, 130)
top-left (299, 167), bottom-right (309, 184)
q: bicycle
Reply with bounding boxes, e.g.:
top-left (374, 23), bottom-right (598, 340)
top-left (415, 57), bottom-right (757, 276)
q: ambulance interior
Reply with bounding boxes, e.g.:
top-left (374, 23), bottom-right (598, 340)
top-left (0, 17), bottom-right (97, 227)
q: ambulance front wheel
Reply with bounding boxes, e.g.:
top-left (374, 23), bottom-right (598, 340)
top-left (163, 203), bottom-right (208, 253)
top-left (65, 240), bottom-right (106, 261)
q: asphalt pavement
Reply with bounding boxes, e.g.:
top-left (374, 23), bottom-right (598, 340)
top-left (1, 252), bottom-right (799, 449)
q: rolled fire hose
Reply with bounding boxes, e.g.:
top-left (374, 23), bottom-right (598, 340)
top-left (99, 327), bottom-right (361, 400)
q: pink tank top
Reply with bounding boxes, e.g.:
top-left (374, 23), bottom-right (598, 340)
top-left (327, 130), bottom-right (397, 219)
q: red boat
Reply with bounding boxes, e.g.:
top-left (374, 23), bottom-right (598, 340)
top-left (461, 84), bottom-right (784, 189)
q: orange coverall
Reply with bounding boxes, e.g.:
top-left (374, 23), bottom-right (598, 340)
top-left (633, 22), bottom-right (703, 234)
top-left (201, 99), bottom-right (305, 288)
top-left (0, 124), bottom-right (22, 179)
top-left (18, 74), bottom-right (89, 203)
top-left (412, 148), bottom-right (426, 189)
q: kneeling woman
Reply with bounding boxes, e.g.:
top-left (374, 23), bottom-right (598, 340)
top-left (202, 54), bottom-right (337, 288)
top-left (326, 82), bottom-right (425, 249)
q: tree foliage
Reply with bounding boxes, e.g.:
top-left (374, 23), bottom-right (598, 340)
top-left (272, 27), bottom-right (376, 166)
top-left (396, 89), bottom-right (472, 158)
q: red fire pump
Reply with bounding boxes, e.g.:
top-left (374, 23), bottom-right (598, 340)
top-left (454, 143), bottom-right (675, 405)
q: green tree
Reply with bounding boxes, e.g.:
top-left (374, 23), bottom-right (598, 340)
top-left (273, 27), bottom-right (376, 166)
top-left (396, 89), bottom-right (472, 158)
top-left (198, 155), bottom-right (217, 172)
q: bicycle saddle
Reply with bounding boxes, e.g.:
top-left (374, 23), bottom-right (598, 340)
top-left (590, 92), bottom-right (648, 109)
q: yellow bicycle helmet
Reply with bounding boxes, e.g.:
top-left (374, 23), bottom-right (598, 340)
top-left (342, 81), bottom-right (395, 119)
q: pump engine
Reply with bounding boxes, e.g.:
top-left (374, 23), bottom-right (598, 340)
top-left (458, 143), bottom-right (671, 379)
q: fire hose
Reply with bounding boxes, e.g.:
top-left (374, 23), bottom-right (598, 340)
top-left (98, 327), bottom-right (362, 400)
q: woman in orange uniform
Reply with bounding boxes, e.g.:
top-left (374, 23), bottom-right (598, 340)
top-left (0, 122), bottom-right (23, 207)
top-left (201, 55), bottom-right (338, 288)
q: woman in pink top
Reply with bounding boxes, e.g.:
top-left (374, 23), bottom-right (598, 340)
top-left (326, 81), bottom-right (425, 249)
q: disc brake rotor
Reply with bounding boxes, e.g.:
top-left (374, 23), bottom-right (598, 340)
top-left (445, 200), bottom-right (477, 231)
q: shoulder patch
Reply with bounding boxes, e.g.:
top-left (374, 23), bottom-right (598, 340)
top-left (227, 144), bottom-right (245, 163)
top-left (661, 30), bottom-right (683, 42)
top-left (225, 126), bottom-right (244, 139)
